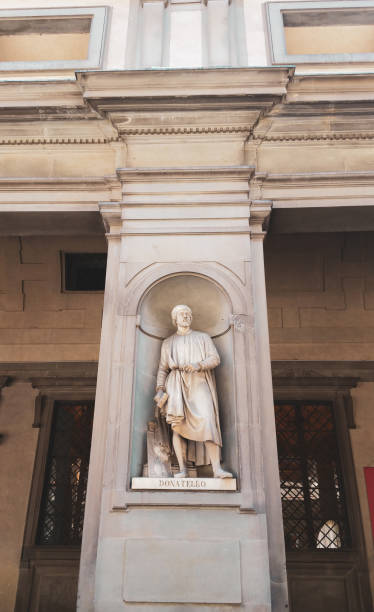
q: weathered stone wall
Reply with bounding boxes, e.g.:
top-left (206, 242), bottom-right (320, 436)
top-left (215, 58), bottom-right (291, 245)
top-left (266, 231), bottom-right (374, 602)
top-left (0, 382), bottom-right (39, 612)
top-left (0, 236), bottom-right (106, 362)
top-left (4, 231), bottom-right (374, 365)
top-left (265, 232), bottom-right (374, 361)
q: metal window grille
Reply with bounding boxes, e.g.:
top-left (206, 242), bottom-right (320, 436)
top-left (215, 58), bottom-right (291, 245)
top-left (275, 401), bottom-right (351, 551)
top-left (37, 401), bottom-right (94, 545)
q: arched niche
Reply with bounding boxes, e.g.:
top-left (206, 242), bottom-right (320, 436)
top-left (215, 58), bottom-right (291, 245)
top-left (130, 273), bottom-right (238, 480)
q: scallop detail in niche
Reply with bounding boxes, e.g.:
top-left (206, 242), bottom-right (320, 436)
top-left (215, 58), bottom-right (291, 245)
top-left (139, 274), bottom-right (232, 339)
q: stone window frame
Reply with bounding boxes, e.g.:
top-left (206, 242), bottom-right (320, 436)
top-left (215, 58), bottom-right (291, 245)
top-left (266, 0), bottom-right (374, 64)
top-left (272, 362), bottom-right (373, 610)
top-left (9, 363), bottom-right (97, 611)
top-left (0, 7), bottom-right (108, 71)
top-left (60, 250), bottom-right (107, 294)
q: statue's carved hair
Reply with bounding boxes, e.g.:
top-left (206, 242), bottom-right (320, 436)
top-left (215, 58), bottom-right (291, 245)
top-left (171, 304), bottom-right (192, 326)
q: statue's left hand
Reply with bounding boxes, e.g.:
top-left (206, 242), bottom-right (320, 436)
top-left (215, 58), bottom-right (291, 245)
top-left (154, 389), bottom-right (165, 405)
top-left (183, 363), bottom-right (200, 373)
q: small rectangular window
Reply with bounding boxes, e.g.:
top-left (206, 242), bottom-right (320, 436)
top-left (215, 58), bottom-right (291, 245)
top-left (275, 401), bottom-right (351, 551)
top-left (267, 1), bottom-right (374, 64)
top-left (37, 401), bottom-right (94, 546)
top-left (0, 7), bottom-right (107, 70)
top-left (63, 252), bottom-right (107, 292)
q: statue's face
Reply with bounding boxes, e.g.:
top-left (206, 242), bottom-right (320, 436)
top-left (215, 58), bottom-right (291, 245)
top-left (175, 308), bottom-right (192, 328)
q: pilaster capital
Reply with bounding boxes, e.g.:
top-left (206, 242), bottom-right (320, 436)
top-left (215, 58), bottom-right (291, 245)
top-left (99, 201), bottom-right (122, 237)
top-left (249, 200), bottom-right (272, 240)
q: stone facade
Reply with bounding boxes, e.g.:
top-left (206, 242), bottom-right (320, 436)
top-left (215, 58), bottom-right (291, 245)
top-left (1, 1), bottom-right (374, 611)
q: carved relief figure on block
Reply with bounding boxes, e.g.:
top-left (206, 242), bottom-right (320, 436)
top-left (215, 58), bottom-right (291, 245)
top-left (154, 304), bottom-right (232, 479)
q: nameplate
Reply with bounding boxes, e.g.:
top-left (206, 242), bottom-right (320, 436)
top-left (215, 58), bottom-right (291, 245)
top-left (131, 477), bottom-right (237, 491)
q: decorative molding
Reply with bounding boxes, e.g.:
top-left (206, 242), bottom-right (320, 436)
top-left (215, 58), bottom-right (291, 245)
top-left (250, 170), bottom-right (374, 207)
top-left (271, 360), bottom-right (374, 382)
top-left (99, 201), bottom-right (122, 235)
top-left (249, 199), bottom-right (272, 238)
top-left (0, 136), bottom-right (120, 145)
top-left (229, 314), bottom-right (247, 333)
top-left (0, 362), bottom-right (98, 381)
top-left (77, 67), bottom-right (293, 100)
top-left (271, 360), bottom-right (373, 429)
top-left (0, 176), bottom-right (120, 192)
top-left (116, 165), bottom-right (255, 182)
top-left (251, 133), bottom-right (374, 143)
top-left (287, 73), bottom-right (374, 103)
top-left (122, 125), bottom-right (250, 136)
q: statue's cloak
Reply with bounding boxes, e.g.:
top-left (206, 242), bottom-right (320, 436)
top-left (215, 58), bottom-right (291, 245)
top-left (156, 330), bottom-right (222, 466)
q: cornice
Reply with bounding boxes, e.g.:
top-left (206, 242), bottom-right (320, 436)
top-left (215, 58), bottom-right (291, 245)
top-left (250, 170), bottom-right (374, 208)
top-left (255, 170), bottom-right (374, 187)
top-left (77, 67), bottom-right (293, 99)
top-left (0, 79), bottom-right (96, 121)
top-left (76, 68), bottom-right (293, 139)
top-left (121, 125), bottom-right (251, 136)
top-left (0, 361), bottom-right (98, 380)
top-left (0, 136), bottom-right (120, 145)
top-left (272, 360), bottom-right (374, 382)
top-left (116, 165), bottom-right (255, 182)
top-left (287, 73), bottom-right (374, 103)
top-left (249, 200), bottom-right (272, 239)
top-left (251, 133), bottom-right (374, 143)
top-left (0, 70), bottom-right (374, 144)
top-left (0, 175), bottom-right (120, 192)
top-left (99, 201), bottom-right (122, 235)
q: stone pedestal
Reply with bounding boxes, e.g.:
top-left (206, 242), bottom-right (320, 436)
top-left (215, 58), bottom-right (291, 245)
top-left (131, 477), bottom-right (237, 491)
top-left (77, 166), bottom-right (287, 611)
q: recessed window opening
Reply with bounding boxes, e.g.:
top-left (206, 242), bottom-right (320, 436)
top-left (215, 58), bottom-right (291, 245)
top-left (275, 401), bottom-right (351, 551)
top-left (64, 253), bottom-right (107, 292)
top-left (37, 401), bottom-right (94, 546)
top-left (0, 16), bottom-right (92, 62)
top-left (282, 8), bottom-right (374, 55)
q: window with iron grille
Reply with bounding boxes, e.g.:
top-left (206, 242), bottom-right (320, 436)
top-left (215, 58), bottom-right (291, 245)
top-left (275, 401), bottom-right (351, 551)
top-left (37, 400), bottom-right (94, 545)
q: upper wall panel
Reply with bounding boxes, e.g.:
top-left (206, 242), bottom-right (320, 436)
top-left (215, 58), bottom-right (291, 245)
top-left (0, 7), bottom-right (108, 70)
top-left (2, 0), bottom-right (374, 74)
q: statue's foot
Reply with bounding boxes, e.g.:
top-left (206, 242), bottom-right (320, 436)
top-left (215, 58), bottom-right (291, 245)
top-left (214, 468), bottom-right (233, 479)
top-left (174, 469), bottom-right (188, 478)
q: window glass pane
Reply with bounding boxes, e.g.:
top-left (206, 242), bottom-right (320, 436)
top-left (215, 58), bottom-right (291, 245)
top-left (64, 253), bottom-right (107, 291)
top-left (37, 401), bottom-right (94, 545)
top-left (275, 402), bottom-right (351, 551)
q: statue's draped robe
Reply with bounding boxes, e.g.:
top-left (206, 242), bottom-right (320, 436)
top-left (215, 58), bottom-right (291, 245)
top-left (156, 330), bottom-right (222, 466)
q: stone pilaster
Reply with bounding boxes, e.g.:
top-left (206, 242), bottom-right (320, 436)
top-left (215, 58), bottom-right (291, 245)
top-left (249, 200), bottom-right (289, 611)
top-left (78, 169), bottom-right (288, 611)
top-left (78, 203), bottom-right (122, 612)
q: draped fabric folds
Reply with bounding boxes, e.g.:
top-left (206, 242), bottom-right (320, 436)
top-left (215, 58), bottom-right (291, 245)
top-left (156, 330), bottom-right (222, 466)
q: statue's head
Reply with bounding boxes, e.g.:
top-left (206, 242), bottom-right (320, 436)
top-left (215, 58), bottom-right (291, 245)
top-left (171, 304), bottom-right (192, 328)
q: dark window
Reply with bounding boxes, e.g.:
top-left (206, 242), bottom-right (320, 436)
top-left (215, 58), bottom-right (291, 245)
top-left (37, 401), bottom-right (94, 545)
top-left (64, 252), bottom-right (107, 291)
top-left (275, 401), bottom-right (351, 551)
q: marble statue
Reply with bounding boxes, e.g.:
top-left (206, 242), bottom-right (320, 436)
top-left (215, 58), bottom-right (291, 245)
top-left (154, 304), bottom-right (232, 478)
